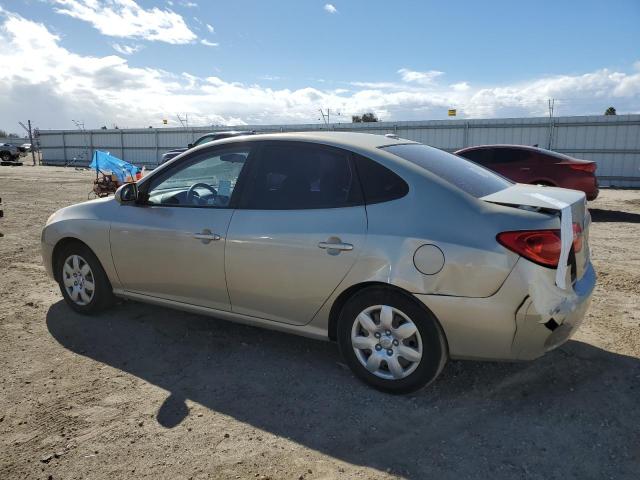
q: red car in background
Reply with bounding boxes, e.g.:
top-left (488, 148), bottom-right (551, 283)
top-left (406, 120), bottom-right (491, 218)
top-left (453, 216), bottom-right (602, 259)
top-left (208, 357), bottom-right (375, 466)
top-left (455, 145), bottom-right (599, 200)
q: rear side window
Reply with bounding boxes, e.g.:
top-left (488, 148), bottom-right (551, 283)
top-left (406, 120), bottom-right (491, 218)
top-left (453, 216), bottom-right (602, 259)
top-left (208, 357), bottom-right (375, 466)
top-left (382, 144), bottom-right (512, 198)
top-left (458, 148), bottom-right (492, 165)
top-left (240, 142), bottom-right (362, 209)
top-left (491, 148), bottom-right (533, 163)
top-left (354, 154), bottom-right (408, 204)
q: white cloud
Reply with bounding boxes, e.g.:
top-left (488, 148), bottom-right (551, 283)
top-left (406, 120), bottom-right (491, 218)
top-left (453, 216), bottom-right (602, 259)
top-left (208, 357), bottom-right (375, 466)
top-left (350, 81), bottom-right (403, 90)
top-left (398, 68), bottom-right (444, 85)
top-left (206, 23), bottom-right (214, 33)
top-left (180, 1), bottom-right (198, 7)
top-left (324, 4), bottom-right (337, 14)
top-left (0, 10), bottom-right (638, 132)
top-left (51, 0), bottom-right (197, 44)
top-left (450, 81), bottom-right (470, 92)
top-left (200, 39), bottom-right (218, 47)
top-left (111, 43), bottom-right (142, 55)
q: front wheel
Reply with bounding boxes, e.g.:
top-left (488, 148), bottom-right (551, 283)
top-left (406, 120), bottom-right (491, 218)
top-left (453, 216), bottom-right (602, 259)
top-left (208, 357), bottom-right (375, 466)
top-left (55, 242), bottom-right (115, 314)
top-left (337, 286), bottom-right (447, 394)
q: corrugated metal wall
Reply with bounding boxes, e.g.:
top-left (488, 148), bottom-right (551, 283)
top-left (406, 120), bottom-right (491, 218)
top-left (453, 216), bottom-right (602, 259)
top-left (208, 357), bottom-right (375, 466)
top-left (38, 114), bottom-right (640, 187)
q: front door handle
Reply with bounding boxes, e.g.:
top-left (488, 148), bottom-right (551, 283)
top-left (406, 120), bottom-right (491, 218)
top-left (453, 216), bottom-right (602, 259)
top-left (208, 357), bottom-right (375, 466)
top-left (318, 240), bottom-right (353, 252)
top-left (520, 167), bottom-right (531, 171)
top-left (193, 229), bottom-right (221, 244)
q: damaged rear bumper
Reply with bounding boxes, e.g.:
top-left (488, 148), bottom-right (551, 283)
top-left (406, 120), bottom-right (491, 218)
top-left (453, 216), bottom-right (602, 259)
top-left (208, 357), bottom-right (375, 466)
top-left (414, 259), bottom-right (596, 362)
top-left (512, 262), bottom-right (596, 360)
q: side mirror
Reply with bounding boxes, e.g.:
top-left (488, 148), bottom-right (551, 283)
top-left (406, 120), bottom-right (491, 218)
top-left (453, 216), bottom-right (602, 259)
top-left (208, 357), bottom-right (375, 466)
top-left (187, 143), bottom-right (194, 149)
top-left (115, 183), bottom-right (138, 204)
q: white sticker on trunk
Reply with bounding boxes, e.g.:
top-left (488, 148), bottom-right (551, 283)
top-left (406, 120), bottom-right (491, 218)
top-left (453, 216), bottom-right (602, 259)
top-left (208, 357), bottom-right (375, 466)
top-left (528, 193), bottom-right (573, 290)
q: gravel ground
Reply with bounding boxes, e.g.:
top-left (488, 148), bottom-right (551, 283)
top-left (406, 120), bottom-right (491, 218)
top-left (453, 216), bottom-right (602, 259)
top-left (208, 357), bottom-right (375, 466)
top-left (1, 166), bottom-right (639, 480)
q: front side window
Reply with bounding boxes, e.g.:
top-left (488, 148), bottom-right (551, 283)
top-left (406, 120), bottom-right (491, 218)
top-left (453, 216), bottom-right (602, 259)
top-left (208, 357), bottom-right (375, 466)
top-left (240, 142), bottom-right (361, 209)
top-left (383, 143), bottom-right (512, 198)
top-left (144, 147), bottom-right (250, 207)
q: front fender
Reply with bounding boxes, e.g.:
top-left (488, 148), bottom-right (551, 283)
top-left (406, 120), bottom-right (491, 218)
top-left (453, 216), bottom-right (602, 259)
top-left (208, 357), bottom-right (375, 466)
top-left (41, 198), bottom-right (121, 289)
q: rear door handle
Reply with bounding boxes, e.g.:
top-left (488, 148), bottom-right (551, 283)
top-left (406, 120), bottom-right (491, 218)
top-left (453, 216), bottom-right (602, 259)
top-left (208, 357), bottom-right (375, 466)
top-left (193, 229), bottom-right (221, 244)
top-left (318, 241), bottom-right (353, 251)
top-left (520, 167), bottom-right (531, 171)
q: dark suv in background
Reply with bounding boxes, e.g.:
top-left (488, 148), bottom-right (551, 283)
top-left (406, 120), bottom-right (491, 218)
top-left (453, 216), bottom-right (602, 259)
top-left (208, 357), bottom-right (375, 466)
top-left (160, 130), bottom-right (255, 164)
top-left (455, 145), bottom-right (599, 200)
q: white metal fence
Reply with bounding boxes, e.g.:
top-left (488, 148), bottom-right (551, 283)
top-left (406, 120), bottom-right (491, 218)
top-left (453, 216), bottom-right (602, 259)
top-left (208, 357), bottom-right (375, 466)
top-left (38, 114), bottom-right (640, 187)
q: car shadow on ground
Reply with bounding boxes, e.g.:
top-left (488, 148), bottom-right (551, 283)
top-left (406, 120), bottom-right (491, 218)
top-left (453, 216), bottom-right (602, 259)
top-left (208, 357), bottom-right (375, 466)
top-left (46, 300), bottom-right (640, 478)
top-left (589, 208), bottom-right (640, 223)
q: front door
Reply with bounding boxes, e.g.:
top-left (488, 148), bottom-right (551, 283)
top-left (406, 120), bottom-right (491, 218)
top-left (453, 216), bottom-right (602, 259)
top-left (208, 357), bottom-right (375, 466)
top-left (110, 144), bottom-right (253, 310)
top-left (225, 141), bottom-right (367, 325)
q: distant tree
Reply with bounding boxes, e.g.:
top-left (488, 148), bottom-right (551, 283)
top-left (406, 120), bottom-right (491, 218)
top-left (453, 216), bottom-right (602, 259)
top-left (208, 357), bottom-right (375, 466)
top-left (0, 129), bottom-right (20, 138)
top-left (100, 126), bottom-right (107, 130)
top-left (352, 112), bottom-right (379, 123)
top-left (361, 112), bottom-right (379, 122)
top-left (605, 106), bottom-right (617, 115)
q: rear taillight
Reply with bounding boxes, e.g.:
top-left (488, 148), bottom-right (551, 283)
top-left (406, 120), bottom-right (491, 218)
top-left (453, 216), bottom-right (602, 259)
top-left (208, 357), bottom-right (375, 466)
top-left (567, 162), bottom-right (597, 173)
top-left (497, 223), bottom-right (583, 268)
top-left (497, 230), bottom-right (562, 267)
top-left (572, 223), bottom-right (583, 253)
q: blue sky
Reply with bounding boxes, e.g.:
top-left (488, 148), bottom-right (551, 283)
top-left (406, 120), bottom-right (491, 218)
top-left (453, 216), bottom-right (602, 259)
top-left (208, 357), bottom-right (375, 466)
top-left (0, 0), bottom-right (639, 131)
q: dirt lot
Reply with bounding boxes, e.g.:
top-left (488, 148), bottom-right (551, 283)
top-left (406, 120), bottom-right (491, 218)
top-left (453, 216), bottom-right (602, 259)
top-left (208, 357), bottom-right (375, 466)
top-left (1, 166), bottom-right (639, 480)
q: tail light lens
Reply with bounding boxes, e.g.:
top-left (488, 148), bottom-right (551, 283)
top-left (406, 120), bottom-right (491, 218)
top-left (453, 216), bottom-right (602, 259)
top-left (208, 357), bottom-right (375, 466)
top-left (567, 162), bottom-right (597, 173)
top-left (572, 223), bottom-right (583, 253)
top-left (497, 230), bottom-right (562, 267)
top-left (497, 223), bottom-right (583, 268)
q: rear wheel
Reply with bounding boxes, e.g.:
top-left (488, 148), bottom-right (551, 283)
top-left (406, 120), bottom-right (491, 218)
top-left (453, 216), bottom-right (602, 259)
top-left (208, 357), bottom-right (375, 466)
top-left (1, 152), bottom-right (11, 163)
top-left (337, 286), bottom-right (447, 393)
top-left (55, 242), bottom-right (115, 314)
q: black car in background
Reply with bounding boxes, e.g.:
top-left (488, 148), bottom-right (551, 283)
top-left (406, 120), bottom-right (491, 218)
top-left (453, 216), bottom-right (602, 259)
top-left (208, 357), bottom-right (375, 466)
top-left (160, 130), bottom-right (255, 164)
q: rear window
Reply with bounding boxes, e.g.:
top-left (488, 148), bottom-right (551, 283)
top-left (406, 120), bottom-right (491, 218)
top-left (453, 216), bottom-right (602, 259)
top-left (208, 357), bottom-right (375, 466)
top-left (382, 144), bottom-right (512, 198)
top-left (353, 154), bottom-right (408, 204)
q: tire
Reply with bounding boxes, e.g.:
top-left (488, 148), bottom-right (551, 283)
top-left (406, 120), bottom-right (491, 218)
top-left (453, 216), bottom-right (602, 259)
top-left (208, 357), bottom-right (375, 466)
top-left (337, 286), bottom-right (447, 394)
top-left (55, 241), bottom-right (115, 314)
top-left (1, 152), bottom-right (11, 162)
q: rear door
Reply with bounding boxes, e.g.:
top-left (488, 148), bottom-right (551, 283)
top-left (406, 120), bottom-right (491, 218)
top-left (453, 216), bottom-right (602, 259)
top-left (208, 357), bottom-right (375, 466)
top-left (225, 141), bottom-right (367, 325)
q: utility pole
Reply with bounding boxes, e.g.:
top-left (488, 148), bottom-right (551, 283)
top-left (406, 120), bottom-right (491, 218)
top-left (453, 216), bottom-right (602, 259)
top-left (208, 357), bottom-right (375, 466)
top-left (547, 98), bottom-right (556, 150)
top-left (318, 108), bottom-right (340, 129)
top-left (176, 113), bottom-right (189, 128)
top-left (18, 120), bottom-right (36, 166)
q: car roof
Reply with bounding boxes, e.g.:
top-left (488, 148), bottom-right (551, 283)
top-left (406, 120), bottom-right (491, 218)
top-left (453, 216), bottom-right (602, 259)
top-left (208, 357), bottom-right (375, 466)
top-left (197, 130), bottom-right (253, 138)
top-left (199, 131), bottom-right (418, 152)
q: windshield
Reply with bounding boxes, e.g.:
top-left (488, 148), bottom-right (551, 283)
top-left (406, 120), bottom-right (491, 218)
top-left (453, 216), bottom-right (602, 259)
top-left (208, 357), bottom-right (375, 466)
top-left (382, 144), bottom-right (512, 198)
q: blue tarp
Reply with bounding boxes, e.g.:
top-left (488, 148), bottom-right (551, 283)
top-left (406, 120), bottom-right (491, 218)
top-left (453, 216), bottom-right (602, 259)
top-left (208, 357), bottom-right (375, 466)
top-left (89, 150), bottom-right (139, 182)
